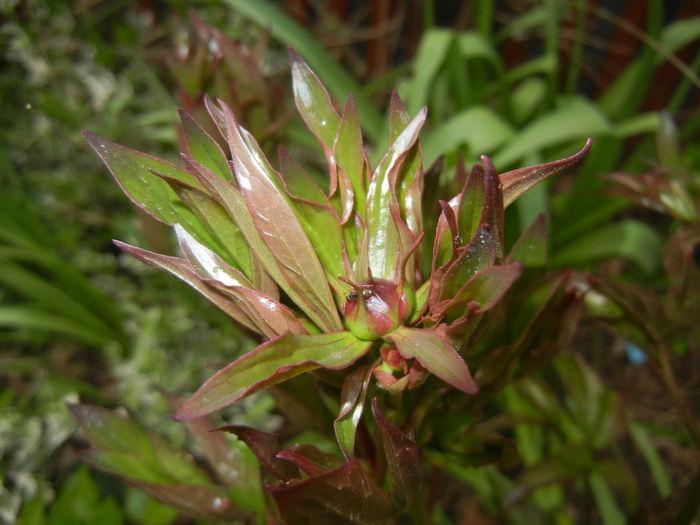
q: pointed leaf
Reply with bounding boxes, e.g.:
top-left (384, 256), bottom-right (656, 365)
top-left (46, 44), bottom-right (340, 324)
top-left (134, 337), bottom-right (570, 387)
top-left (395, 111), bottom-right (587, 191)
top-left (333, 95), bottom-right (367, 219)
top-left (83, 131), bottom-right (201, 224)
top-left (438, 262), bottom-right (522, 320)
top-left (269, 459), bottom-right (394, 525)
top-left (181, 154), bottom-right (280, 299)
top-left (371, 398), bottom-right (420, 509)
top-left (278, 149), bottom-right (348, 278)
top-left (166, 177), bottom-right (254, 279)
top-left (388, 326), bottom-right (478, 394)
top-left (366, 108), bottom-right (427, 280)
top-left (179, 109), bottom-right (232, 181)
top-left (114, 241), bottom-right (260, 334)
top-left (223, 104), bottom-right (342, 331)
top-left (276, 444), bottom-right (344, 477)
top-left (499, 138), bottom-right (592, 208)
top-left (217, 425), bottom-right (298, 481)
top-left (174, 224), bottom-right (304, 338)
top-left (334, 364), bottom-right (375, 459)
top-left (176, 332), bottom-right (371, 420)
top-left (289, 48), bottom-right (341, 149)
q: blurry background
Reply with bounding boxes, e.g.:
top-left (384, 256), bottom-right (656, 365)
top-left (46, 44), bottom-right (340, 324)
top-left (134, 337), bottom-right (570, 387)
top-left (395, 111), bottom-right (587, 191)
top-left (1, 1), bottom-right (699, 523)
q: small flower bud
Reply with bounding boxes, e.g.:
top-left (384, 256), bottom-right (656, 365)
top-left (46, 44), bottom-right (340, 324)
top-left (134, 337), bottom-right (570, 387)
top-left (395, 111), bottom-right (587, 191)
top-left (343, 278), bottom-right (413, 340)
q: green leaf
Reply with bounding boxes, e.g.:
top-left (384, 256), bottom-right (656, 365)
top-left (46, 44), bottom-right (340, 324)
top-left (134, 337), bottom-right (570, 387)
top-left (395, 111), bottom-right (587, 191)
top-left (493, 98), bottom-right (606, 168)
top-left (176, 332), bottom-right (371, 420)
top-left (290, 48), bottom-right (341, 150)
top-left (334, 95), bottom-right (368, 220)
top-left (178, 109), bottom-right (232, 181)
top-left (628, 420), bottom-right (671, 498)
top-left (422, 106), bottom-right (513, 168)
top-left (278, 149), bottom-right (348, 279)
top-left (366, 108), bottom-right (427, 281)
top-left (588, 471), bottom-right (625, 525)
top-left (174, 224), bottom-right (306, 339)
top-left (407, 29), bottom-right (454, 115)
top-left (551, 219), bottom-right (663, 274)
top-left (181, 154), bottom-right (279, 299)
top-left (83, 132), bottom-right (200, 224)
top-left (223, 104), bottom-right (342, 331)
top-left (439, 262), bottom-right (522, 319)
top-left (165, 178), bottom-right (254, 280)
top-left (388, 326), bottom-right (478, 394)
top-left (114, 241), bottom-right (261, 335)
top-left (334, 364), bottom-right (374, 459)
top-left (508, 214), bottom-right (548, 268)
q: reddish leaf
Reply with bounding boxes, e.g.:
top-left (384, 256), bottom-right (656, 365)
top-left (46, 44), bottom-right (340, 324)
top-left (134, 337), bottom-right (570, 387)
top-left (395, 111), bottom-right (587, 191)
top-left (222, 103), bottom-right (342, 331)
top-left (371, 399), bottom-right (421, 509)
top-left (176, 332), bottom-right (371, 420)
top-left (499, 138), bottom-right (592, 208)
top-left (114, 241), bottom-right (259, 334)
top-left (388, 326), bottom-right (478, 394)
top-left (217, 425), bottom-right (298, 481)
top-left (178, 109), bottom-right (232, 181)
top-left (276, 444), bottom-right (344, 477)
top-left (269, 460), bottom-right (394, 525)
top-left (83, 131), bottom-right (201, 224)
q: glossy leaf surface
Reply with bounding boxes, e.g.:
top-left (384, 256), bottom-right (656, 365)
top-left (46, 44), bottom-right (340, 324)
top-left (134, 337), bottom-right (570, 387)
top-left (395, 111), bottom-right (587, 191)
top-left (177, 332), bottom-right (371, 419)
top-left (388, 326), bottom-right (478, 394)
top-left (334, 364), bottom-right (375, 459)
top-left (269, 459), bottom-right (394, 525)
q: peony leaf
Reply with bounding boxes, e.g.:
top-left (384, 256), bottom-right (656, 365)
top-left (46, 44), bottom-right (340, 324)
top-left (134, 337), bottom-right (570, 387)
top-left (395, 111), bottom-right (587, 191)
top-left (366, 108), bottom-right (427, 281)
top-left (83, 131), bottom-right (201, 224)
top-left (174, 225), bottom-right (304, 338)
top-left (114, 241), bottom-right (260, 334)
top-left (217, 425), bottom-right (298, 481)
top-left (334, 364), bottom-right (375, 459)
top-left (436, 262), bottom-right (522, 321)
top-left (333, 95), bottom-right (367, 219)
top-left (278, 149), bottom-right (348, 278)
top-left (71, 404), bottom-right (243, 521)
top-left (165, 178), bottom-right (255, 280)
top-left (269, 459), bottom-right (394, 525)
top-left (499, 138), bottom-right (592, 208)
top-left (179, 109), bottom-right (232, 182)
top-left (222, 103), bottom-right (343, 331)
top-left (289, 48), bottom-right (341, 150)
top-left (388, 326), bottom-right (478, 394)
top-left (176, 332), bottom-right (371, 420)
top-left (371, 398), bottom-right (420, 509)
top-left (276, 444), bottom-right (344, 477)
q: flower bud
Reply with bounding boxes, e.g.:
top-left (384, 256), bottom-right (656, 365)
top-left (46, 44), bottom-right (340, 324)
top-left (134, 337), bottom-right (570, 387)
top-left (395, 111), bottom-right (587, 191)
top-left (343, 278), bottom-right (413, 340)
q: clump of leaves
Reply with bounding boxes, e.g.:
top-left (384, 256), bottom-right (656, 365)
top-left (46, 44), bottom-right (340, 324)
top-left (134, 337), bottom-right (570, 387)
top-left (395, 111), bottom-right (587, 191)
top-left (78, 50), bottom-right (590, 522)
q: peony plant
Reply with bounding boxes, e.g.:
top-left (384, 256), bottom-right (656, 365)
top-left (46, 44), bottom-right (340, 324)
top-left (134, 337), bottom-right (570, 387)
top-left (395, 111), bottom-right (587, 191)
top-left (80, 49), bottom-right (590, 521)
